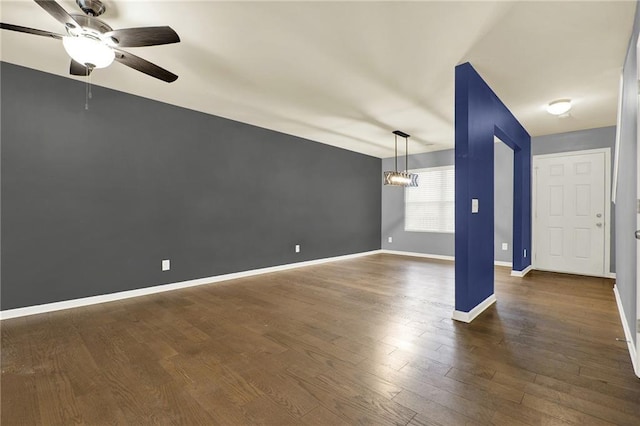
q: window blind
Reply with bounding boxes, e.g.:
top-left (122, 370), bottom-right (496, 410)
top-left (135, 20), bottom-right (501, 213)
top-left (405, 166), bottom-right (455, 233)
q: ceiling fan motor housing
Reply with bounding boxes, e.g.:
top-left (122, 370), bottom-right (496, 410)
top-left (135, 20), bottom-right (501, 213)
top-left (76, 0), bottom-right (106, 17)
top-left (67, 15), bottom-right (112, 35)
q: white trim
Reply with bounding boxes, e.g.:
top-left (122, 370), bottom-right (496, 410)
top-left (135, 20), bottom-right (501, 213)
top-left (532, 148), bottom-right (612, 278)
top-left (511, 265), bottom-right (533, 277)
top-left (606, 272), bottom-right (617, 279)
top-left (0, 250), bottom-right (382, 320)
top-left (636, 36), bottom-right (640, 384)
top-left (603, 148), bottom-right (612, 279)
top-left (613, 285), bottom-right (640, 378)
top-left (612, 73), bottom-right (623, 204)
top-left (452, 293), bottom-right (497, 323)
top-left (381, 250), bottom-right (512, 268)
top-left (381, 250), bottom-right (454, 262)
top-left (532, 148), bottom-right (611, 161)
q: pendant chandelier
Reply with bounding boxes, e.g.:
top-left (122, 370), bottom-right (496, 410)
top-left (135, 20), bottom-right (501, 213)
top-left (383, 130), bottom-right (418, 187)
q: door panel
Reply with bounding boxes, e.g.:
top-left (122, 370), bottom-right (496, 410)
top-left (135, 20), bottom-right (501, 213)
top-left (548, 228), bottom-right (563, 256)
top-left (534, 151), bottom-right (606, 276)
top-left (575, 185), bottom-right (590, 215)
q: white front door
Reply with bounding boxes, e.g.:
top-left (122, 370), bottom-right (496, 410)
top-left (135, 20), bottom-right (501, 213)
top-left (534, 150), bottom-right (608, 277)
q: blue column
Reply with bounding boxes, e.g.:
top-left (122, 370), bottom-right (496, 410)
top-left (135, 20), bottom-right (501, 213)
top-left (454, 62), bottom-right (531, 317)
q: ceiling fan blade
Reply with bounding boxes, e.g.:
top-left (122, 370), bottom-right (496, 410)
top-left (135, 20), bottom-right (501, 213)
top-left (104, 26), bottom-right (180, 48)
top-left (70, 59), bottom-right (92, 76)
top-left (34, 0), bottom-right (81, 30)
top-left (0, 22), bottom-right (63, 39)
top-left (114, 49), bottom-right (178, 83)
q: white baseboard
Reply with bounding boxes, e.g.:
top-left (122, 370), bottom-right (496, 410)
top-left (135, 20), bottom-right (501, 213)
top-left (381, 250), bottom-right (511, 268)
top-left (452, 293), bottom-right (497, 323)
top-left (511, 265), bottom-right (533, 277)
top-left (613, 285), bottom-right (639, 378)
top-left (0, 249), bottom-right (383, 320)
top-left (607, 272), bottom-right (617, 279)
top-left (381, 249), bottom-right (454, 262)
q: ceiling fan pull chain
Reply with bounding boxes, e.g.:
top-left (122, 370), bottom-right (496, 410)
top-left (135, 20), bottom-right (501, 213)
top-left (85, 69), bottom-right (89, 110)
top-left (84, 75), bottom-right (89, 110)
top-left (84, 66), bottom-right (93, 110)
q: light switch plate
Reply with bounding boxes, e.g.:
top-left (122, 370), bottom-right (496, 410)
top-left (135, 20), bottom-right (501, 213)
top-left (471, 198), bottom-right (479, 213)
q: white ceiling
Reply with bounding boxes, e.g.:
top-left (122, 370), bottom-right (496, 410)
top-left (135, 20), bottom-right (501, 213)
top-left (0, 0), bottom-right (635, 158)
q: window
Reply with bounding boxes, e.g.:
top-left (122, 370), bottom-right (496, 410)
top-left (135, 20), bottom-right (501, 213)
top-left (405, 166), bottom-right (455, 233)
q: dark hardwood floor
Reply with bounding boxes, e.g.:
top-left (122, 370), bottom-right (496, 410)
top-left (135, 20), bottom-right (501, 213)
top-left (2, 254), bottom-right (639, 425)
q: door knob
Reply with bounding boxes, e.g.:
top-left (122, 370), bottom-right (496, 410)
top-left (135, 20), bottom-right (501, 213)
top-left (596, 213), bottom-right (602, 218)
top-left (636, 230), bottom-right (640, 240)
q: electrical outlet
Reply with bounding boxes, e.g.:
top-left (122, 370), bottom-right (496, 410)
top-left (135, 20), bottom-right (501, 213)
top-left (524, 249), bottom-right (527, 258)
top-left (162, 259), bottom-right (170, 271)
top-left (388, 237), bottom-right (393, 243)
top-left (295, 244), bottom-right (300, 253)
top-left (471, 198), bottom-right (479, 213)
top-left (501, 243), bottom-right (508, 251)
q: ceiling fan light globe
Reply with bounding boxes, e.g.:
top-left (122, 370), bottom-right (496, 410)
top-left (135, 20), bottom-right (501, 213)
top-left (63, 36), bottom-right (114, 69)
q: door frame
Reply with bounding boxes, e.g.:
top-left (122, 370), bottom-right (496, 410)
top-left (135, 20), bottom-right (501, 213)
top-left (532, 147), bottom-right (612, 278)
top-left (636, 37), bottom-right (640, 377)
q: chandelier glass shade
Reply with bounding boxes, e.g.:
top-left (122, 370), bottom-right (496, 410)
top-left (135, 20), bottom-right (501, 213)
top-left (384, 171), bottom-right (419, 186)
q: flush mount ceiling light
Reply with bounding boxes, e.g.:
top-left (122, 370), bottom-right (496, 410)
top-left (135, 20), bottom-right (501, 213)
top-left (546, 99), bottom-right (572, 115)
top-left (383, 130), bottom-right (418, 187)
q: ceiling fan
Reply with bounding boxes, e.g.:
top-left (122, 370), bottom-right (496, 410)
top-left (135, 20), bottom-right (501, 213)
top-left (0, 0), bottom-right (180, 82)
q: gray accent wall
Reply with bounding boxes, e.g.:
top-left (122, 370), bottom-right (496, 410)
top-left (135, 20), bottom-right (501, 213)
top-left (381, 126), bottom-right (617, 272)
top-left (615, 1), bottom-right (639, 346)
top-left (533, 126), bottom-right (617, 156)
top-left (1, 62), bottom-right (381, 310)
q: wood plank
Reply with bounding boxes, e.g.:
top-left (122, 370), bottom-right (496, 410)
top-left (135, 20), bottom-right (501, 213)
top-left (301, 405), bottom-right (353, 426)
top-left (521, 393), bottom-right (615, 425)
top-left (393, 389), bottom-right (476, 426)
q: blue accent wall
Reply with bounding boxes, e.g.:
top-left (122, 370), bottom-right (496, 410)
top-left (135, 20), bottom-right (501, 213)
top-left (454, 62), bottom-right (531, 313)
